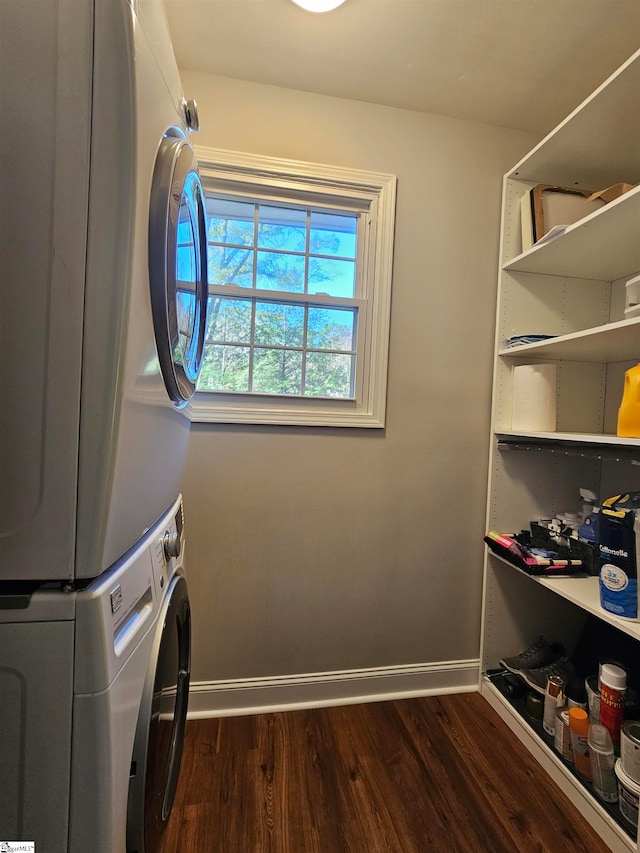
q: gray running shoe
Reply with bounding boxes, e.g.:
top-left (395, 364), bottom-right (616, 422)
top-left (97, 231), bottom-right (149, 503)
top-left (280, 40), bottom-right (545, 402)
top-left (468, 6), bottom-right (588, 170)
top-left (521, 657), bottom-right (576, 695)
top-left (499, 636), bottom-right (565, 676)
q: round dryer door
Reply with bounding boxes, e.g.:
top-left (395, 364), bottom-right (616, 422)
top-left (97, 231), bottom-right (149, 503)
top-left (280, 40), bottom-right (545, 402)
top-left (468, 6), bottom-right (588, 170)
top-left (127, 573), bottom-right (191, 852)
top-left (149, 131), bottom-right (208, 408)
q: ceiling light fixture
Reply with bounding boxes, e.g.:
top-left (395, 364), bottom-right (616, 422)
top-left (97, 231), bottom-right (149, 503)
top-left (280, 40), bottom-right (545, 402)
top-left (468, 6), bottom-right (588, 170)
top-left (290, 0), bottom-right (348, 12)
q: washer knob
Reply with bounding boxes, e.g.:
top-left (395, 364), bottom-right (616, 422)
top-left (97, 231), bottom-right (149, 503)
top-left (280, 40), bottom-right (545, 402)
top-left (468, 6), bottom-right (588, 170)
top-left (163, 531), bottom-right (181, 560)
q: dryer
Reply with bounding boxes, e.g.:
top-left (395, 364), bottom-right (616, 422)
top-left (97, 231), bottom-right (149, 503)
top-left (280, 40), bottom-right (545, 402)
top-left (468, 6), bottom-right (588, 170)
top-left (0, 0), bottom-right (208, 584)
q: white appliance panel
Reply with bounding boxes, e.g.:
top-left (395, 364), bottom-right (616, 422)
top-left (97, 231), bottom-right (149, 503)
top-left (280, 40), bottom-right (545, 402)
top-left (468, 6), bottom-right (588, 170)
top-left (0, 0), bottom-right (93, 579)
top-left (0, 0), bottom-right (197, 847)
top-left (0, 0), bottom-right (204, 582)
top-left (0, 496), bottom-right (189, 852)
top-left (77, 0), bottom-right (193, 579)
top-left (0, 618), bottom-right (75, 849)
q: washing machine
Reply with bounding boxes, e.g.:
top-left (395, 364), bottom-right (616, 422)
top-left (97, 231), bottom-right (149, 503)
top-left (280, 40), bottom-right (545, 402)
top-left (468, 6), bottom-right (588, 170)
top-left (0, 0), bottom-right (207, 849)
top-left (0, 496), bottom-right (190, 853)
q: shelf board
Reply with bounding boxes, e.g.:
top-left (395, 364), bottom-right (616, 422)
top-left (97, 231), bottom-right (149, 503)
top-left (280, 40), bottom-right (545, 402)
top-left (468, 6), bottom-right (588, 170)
top-left (506, 49), bottom-right (640, 189)
top-left (488, 552), bottom-right (640, 643)
top-left (503, 184), bottom-right (640, 280)
top-left (498, 316), bottom-right (640, 363)
top-left (496, 431), bottom-right (640, 450)
top-left (481, 679), bottom-right (635, 852)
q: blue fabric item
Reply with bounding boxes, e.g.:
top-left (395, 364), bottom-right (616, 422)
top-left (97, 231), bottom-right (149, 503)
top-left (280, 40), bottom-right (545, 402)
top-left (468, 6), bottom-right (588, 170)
top-left (529, 547), bottom-right (560, 558)
top-left (504, 334), bottom-right (556, 348)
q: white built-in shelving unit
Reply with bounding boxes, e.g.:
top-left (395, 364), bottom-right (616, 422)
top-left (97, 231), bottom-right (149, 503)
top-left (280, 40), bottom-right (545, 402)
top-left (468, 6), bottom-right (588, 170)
top-left (480, 48), bottom-right (640, 853)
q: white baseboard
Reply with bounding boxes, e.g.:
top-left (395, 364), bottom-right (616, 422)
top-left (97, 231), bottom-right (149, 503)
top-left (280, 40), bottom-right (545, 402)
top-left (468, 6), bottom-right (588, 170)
top-left (187, 659), bottom-right (480, 718)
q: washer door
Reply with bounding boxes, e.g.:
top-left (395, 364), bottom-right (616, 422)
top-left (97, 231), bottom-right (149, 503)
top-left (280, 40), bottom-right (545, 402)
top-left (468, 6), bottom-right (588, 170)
top-left (149, 131), bottom-right (208, 408)
top-left (127, 573), bottom-right (191, 853)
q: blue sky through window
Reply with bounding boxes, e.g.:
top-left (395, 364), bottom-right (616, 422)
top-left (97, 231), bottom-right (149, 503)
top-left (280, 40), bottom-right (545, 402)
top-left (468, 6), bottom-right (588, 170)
top-left (206, 197), bottom-right (358, 297)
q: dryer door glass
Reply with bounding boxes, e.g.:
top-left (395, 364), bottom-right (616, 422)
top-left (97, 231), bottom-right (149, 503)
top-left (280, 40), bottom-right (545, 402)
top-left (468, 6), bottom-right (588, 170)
top-left (150, 132), bottom-right (208, 408)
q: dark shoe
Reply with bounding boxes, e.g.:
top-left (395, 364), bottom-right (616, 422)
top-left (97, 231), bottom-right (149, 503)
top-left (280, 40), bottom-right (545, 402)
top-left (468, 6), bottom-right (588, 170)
top-left (499, 636), bottom-right (565, 676)
top-left (521, 657), bottom-right (576, 695)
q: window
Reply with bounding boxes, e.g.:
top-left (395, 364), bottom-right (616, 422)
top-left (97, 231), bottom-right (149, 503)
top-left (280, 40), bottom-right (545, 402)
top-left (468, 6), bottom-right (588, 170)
top-left (187, 148), bottom-right (396, 427)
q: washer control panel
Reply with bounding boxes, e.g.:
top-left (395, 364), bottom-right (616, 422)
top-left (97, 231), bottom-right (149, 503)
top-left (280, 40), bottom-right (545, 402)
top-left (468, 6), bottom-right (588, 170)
top-left (151, 497), bottom-right (185, 593)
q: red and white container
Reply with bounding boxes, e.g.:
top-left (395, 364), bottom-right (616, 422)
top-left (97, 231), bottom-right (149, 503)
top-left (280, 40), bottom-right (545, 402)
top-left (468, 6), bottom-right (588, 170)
top-left (600, 664), bottom-right (627, 751)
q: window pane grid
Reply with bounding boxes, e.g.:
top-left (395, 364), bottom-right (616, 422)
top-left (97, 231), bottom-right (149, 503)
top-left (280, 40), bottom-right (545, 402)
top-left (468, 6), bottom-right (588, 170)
top-left (200, 293), bottom-right (357, 398)
top-left (207, 198), bottom-right (358, 297)
top-left (203, 196), bottom-right (360, 398)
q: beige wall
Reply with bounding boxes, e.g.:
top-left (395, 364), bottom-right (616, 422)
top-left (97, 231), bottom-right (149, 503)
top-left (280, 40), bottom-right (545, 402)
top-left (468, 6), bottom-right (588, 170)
top-left (180, 72), bottom-right (536, 683)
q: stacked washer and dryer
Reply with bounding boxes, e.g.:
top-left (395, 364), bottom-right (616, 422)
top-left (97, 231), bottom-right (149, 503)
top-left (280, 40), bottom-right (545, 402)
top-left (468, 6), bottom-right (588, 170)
top-left (0, 1), bottom-right (208, 850)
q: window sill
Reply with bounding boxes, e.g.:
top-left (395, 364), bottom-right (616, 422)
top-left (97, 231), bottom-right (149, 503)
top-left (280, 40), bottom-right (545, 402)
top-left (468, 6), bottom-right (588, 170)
top-left (186, 391), bottom-right (385, 428)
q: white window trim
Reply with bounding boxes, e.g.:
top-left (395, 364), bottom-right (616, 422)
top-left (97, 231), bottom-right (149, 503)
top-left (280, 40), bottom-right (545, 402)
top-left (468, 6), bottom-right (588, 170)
top-left (187, 148), bottom-right (396, 428)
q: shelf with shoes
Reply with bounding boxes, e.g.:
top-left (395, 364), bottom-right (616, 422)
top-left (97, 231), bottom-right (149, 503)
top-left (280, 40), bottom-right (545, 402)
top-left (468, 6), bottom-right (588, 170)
top-left (480, 609), bottom-right (640, 851)
top-left (482, 545), bottom-right (640, 851)
top-left (482, 672), bottom-right (634, 846)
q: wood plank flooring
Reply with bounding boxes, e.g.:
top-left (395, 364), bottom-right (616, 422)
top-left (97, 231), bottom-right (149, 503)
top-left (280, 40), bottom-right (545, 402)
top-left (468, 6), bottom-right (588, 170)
top-left (164, 692), bottom-right (613, 853)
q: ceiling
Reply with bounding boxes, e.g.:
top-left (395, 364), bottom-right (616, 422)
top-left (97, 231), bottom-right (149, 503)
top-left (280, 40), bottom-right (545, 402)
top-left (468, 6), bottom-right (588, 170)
top-left (166, 0), bottom-right (639, 135)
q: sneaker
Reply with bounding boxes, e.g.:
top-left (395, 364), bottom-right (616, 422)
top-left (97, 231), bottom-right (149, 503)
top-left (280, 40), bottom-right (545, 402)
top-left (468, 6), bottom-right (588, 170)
top-left (521, 657), bottom-right (576, 695)
top-left (499, 636), bottom-right (565, 676)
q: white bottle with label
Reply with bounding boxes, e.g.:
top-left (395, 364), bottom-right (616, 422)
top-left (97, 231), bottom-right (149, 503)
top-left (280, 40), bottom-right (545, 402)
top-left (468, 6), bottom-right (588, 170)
top-left (588, 724), bottom-right (618, 804)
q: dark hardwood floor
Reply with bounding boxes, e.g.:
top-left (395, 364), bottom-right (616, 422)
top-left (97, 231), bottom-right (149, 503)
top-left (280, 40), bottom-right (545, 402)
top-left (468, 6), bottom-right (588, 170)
top-left (164, 692), bottom-right (612, 852)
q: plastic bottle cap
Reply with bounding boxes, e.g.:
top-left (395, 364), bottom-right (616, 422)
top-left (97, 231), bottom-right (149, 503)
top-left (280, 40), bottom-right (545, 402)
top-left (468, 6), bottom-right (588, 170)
top-left (588, 723), bottom-right (613, 752)
top-left (600, 663), bottom-right (627, 690)
top-left (569, 707), bottom-right (589, 735)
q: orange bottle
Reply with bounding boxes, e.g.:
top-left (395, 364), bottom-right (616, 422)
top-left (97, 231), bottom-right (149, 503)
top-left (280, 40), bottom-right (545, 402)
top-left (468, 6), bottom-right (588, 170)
top-left (569, 708), bottom-right (592, 781)
top-left (617, 362), bottom-right (640, 438)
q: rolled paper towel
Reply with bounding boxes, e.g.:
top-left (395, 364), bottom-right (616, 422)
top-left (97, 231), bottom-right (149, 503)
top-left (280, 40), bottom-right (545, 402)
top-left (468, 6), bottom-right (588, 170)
top-left (512, 363), bottom-right (557, 431)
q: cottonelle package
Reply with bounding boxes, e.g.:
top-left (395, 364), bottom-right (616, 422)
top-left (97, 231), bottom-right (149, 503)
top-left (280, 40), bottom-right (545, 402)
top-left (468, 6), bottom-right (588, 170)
top-left (599, 492), bottom-right (640, 620)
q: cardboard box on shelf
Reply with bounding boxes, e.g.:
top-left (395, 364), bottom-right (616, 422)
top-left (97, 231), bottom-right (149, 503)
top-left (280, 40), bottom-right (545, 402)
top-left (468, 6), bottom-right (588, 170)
top-left (588, 182), bottom-right (636, 204)
top-left (532, 184), bottom-right (605, 242)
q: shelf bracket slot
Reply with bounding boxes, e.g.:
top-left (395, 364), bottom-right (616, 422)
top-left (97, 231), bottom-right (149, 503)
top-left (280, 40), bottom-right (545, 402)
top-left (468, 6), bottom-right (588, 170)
top-left (496, 439), bottom-right (640, 466)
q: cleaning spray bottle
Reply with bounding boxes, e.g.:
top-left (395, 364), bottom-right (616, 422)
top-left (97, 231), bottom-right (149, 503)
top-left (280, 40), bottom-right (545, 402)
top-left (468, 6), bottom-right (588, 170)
top-left (569, 708), bottom-right (592, 781)
top-left (588, 724), bottom-right (618, 804)
top-left (617, 362), bottom-right (640, 438)
top-left (577, 488), bottom-right (599, 544)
